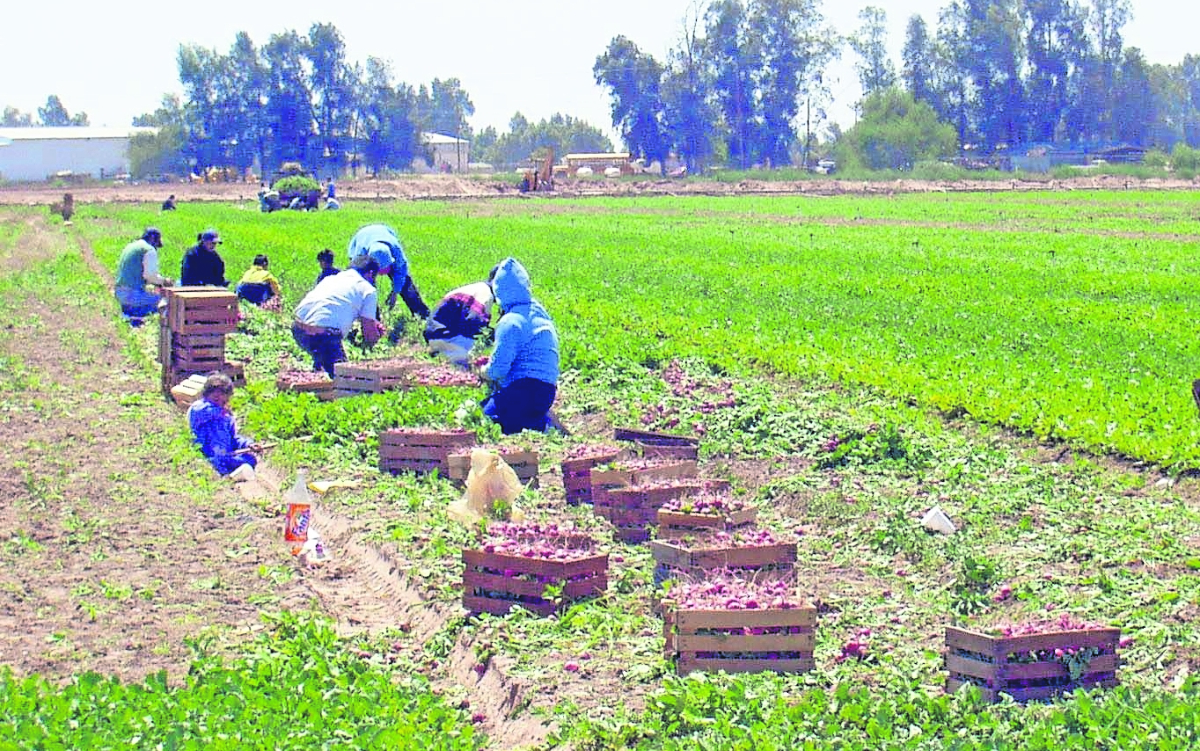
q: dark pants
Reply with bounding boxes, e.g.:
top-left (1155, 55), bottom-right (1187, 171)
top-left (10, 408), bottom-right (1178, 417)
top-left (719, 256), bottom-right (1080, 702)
top-left (292, 324), bottom-right (345, 377)
top-left (388, 276), bottom-right (432, 343)
top-left (236, 282), bottom-right (274, 305)
top-left (481, 378), bottom-right (557, 435)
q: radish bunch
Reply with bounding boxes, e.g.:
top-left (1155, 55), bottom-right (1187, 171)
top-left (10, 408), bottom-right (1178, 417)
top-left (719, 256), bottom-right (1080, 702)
top-left (668, 573), bottom-right (801, 611)
top-left (991, 613), bottom-right (1107, 637)
top-left (479, 522), bottom-right (597, 562)
top-left (409, 365), bottom-right (480, 387)
top-left (661, 492), bottom-right (745, 515)
top-left (675, 528), bottom-right (786, 551)
top-left (277, 370), bottom-right (331, 386)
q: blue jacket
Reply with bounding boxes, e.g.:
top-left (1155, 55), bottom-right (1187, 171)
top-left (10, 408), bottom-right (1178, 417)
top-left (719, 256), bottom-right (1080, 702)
top-left (347, 224), bottom-right (408, 283)
top-left (188, 399), bottom-right (252, 473)
top-left (487, 258), bottom-right (559, 389)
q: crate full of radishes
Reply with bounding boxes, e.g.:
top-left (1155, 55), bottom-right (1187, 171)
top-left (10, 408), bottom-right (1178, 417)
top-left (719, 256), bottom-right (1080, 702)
top-left (662, 574), bottom-right (815, 675)
top-left (462, 522), bottom-right (608, 616)
top-left (657, 492), bottom-right (757, 535)
top-left (560, 444), bottom-right (623, 505)
top-left (945, 615), bottom-right (1124, 702)
top-left (589, 458), bottom-right (699, 512)
top-left (599, 478), bottom-right (731, 543)
top-left (276, 370), bottom-right (334, 400)
top-left (651, 528), bottom-right (796, 583)
top-left (613, 427), bottom-right (700, 461)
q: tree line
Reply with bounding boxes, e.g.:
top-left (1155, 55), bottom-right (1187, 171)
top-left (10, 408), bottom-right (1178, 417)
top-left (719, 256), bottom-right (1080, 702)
top-left (595, 0), bottom-right (1200, 172)
top-left (2, 96), bottom-right (89, 127)
top-left (131, 24), bottom-right (611, 179)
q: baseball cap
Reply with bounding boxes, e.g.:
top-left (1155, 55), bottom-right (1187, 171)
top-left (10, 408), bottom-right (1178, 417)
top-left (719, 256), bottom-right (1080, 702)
top-left (201, 228), bottom-right (221, 243)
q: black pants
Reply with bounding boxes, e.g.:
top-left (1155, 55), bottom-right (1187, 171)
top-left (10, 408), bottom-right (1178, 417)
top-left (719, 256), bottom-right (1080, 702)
top-left (388, 276), bottom-right (431, 342)
top-left (291, 324), bottom-right (345, 377)
top-left (481, 379), bottom-right (557, 435)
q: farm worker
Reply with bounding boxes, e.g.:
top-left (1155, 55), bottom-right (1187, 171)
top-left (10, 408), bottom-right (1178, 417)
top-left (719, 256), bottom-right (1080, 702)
top-left (259, 185), bottom-right (281, 213)
top-left (235, 254), bottom-right (281, 306)
top-left (161, 194), bottom-right (176, 211)
top-left (188, 372), bottom-right (262, 477)
top-left (292, 255), bottom-right (385, 376)
top-left (326, 178), bottom-right (336, 200)
top-left (480, 258), bottom-right (560, 434)
top-left (114, 227), bottom-right (173, 320)
top-left (180, 228), bottom-right (228, 287)
top-left (346, 223), bottom-right (431, 329)
top-left (315, 248), bottom-right (340, 286)
top-left (423, 269), bottom-right (497, 368)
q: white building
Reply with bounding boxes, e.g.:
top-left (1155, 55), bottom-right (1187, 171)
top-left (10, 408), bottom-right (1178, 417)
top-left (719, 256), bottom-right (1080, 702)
top-left (0, 126), bottom-right (156, 182)
top-left (414, 132), bottom-right (470, 173)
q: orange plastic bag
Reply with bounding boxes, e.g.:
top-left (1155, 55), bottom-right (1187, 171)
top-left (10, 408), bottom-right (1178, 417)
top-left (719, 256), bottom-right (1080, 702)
top-left (448, 448), bottom-right (526, 524)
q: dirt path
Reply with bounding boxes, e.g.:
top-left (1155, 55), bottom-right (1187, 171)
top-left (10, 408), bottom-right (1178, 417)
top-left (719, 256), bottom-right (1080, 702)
top-left (0, 215), bottom-right (548, 748)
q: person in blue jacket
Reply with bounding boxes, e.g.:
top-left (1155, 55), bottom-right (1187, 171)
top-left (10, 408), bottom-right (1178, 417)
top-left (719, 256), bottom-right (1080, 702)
top-left (187, 373), bottom-right (261, 476)
top-left (346, 224), bottom-right (431, 335)
top-left (480, 257), bottom-right (560, 434)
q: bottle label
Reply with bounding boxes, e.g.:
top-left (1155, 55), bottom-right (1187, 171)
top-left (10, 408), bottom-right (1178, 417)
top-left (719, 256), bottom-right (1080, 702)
top-left (284, 503), bottom-right (311, 543)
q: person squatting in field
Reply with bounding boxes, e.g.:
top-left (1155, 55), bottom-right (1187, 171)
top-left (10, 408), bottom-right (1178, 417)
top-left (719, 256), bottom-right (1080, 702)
top-left (315, 248), bottom-right (340, 286)
top-left (481, 257), bottom-right (560, 434)
top-left (188, 372), bottom-right (262, 476)
top-left (114, 227), bottom-right (173, 320)
top-left (423, 266), bottom-right (498, 368)
top-left (346, 223), bottom-right (431, 342)
top-left (291, 255), bottom-right (385, 376)
top-left (180, 228), bottom-right (228, 287)
top-left (235, 254), bottom-right (282, 305)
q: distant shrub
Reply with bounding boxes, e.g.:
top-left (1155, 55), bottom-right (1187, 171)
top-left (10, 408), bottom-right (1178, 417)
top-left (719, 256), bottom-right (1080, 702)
top-left (278, 162), bottom-right (308, 178)
top-left (1143, 149), bottom-right (1169, 169)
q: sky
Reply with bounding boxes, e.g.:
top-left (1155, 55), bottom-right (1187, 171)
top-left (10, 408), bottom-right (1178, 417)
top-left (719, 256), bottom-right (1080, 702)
top-left (0, 0), bottom-right (1192, 145)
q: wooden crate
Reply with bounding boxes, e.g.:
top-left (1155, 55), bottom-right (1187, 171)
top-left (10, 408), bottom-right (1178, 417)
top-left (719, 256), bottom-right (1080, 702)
top-left (334, 359), bottom-right (421, 398)
top-left (447, 448), bottom-right (539, 486)
top-left (276, 372), bottom-right (334, 401)
top-left (157, 318), bottom-right (226, 367)
top-left (164, 287), bottom-right (238, 334)
top-left (615, 427), bottom-right (700, 461)
top-left (379, 428), bottom-right (476, 475)
top-left (945, 626), bottom-right (1121, 702)
top-left (590, 460), bottom-right (699, 511)
top-left (651, 537), bottom-right (797, 582)
top-left (657, 506), bottom-right (758, 535)
top-left (160, 360), bottom-right (244, 393)
top-left (462, 547), bottom-right (608, 616)
top-left (598, 478), bottom-right (731, 543)
top-left (560, 449), bottom-right (622, 505)
top-left (662, 602), bottom-right (816, 675)
top-left (169, 374), bottom-right (207, 408)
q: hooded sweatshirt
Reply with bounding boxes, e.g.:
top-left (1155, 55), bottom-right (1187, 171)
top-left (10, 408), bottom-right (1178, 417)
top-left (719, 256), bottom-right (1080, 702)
top-left (487, 258), bottom-right (559, 389)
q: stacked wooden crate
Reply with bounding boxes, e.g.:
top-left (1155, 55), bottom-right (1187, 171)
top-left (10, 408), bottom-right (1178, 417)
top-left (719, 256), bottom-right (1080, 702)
top-left (158, 287), bottom-right (241, 394)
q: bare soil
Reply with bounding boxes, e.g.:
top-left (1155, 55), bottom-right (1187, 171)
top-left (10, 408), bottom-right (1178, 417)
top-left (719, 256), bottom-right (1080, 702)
top-left (2, 172), bottom-right (1199, 208)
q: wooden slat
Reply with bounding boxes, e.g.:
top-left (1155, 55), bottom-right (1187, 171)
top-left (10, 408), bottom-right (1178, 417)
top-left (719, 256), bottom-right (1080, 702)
top-left (945, 653), bottom-right (998, 684)
top-left (380, 430), bottom-right (475, 448)
top-left (676, 657), bottom-right (814, 675)
top-left (675, 607), bottom-right (816, 631)
top-left (463, 549), bottom-right (608, 580)
top-left (1001, 654), bottom-right (1118, 681)
top-left (676, 632), bottom-right (815, 653)
top-left (613, 427), bottom-right (699, 446)
top-left (462, 594), bottom-right (557, 617)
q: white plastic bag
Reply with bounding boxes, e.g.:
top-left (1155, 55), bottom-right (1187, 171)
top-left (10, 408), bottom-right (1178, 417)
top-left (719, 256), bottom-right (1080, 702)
top-left (448, 449), bottom-right (526, 524)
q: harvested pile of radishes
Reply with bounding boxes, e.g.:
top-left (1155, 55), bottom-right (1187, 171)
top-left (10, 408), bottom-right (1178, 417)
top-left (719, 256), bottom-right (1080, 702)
top-left (672, 528), bottom-right (787, 550)
top-left (478, 522), bottom-right (597, 562)
top-left (668, 572), bottom-right (801, 611)
top-left (408, 364), bottom-right (480, 388)
top-left (277, 370), bottom-right (331, 386)
top-left (661, 492), bottom-right (746, 515)
top-left (562, 444), bottom-right (622, 462)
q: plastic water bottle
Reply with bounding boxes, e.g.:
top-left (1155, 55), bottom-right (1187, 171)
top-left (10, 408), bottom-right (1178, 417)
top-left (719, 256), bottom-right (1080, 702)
top-left (283, 470), bottom-right (313, 554)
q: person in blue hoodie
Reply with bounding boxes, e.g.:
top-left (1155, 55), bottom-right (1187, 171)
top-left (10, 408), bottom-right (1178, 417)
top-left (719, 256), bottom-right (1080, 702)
top-left (187, 373), bottom-right (261, 476)
top-left (481, 257), bottom-right (560, 434)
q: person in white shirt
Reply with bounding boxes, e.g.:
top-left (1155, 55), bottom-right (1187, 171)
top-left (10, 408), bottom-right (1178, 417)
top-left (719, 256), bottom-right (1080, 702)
top-left (292, 256), bottom-right (385, 376)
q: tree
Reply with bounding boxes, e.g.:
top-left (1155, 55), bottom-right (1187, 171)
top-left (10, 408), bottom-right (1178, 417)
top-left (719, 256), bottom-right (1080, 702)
top-left (747, 0), bottom-right (837, 167)
top-left (130, 95), bottom-right (189, 178)
top-left (705, 0), bottom-right (758, 168)
top-left (1025, 0), bottom-right (1088, 143)
top-left (901, 15), bottom-right (936, 108)
top-left (2, 106), bottom-right (34, 127)
top-left (836, 87), bottom-right (958, 170)
top-left (477, 112), bottom-right (612, 168)
top-left (961, 0), bottom-right (1025, 150)
top-left (1089, 0), bottom-right (1131, 140)
top-left (177, 44), bottom-right (223, 169)
top-left (38, 95), bottom-right (76, 126)
top-left (262, 30), bottom-right (315, 173)
top-left (357, 57), bottom-right (422, 174)
top-left (224, 32), bottom-right (269, 176)
top-left (418, 78), bottom-right (475, 140)
top-left (662, 6), bottom-right (716, 172)
top-left (307, 23), bottom-right (355, 177)
top-left (1112, 47), bottom-right (1154, 145)
top-left (593, 36), bottom-right (669, 167)
top-left (850, 7), bottom-right (896, 97)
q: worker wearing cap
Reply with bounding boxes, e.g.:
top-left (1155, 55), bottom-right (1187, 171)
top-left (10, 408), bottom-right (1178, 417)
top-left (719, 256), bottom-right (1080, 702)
top-left (114, 227), bottom-right (173, 320)
top-left (180, 227), bottom-right (228, 287)
top-left (346, 224), bottom-right (430, 333)
top-left (292, 256), bottom-right (385, 376)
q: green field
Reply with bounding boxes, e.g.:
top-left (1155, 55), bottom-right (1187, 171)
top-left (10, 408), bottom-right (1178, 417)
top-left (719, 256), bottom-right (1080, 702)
top-left (85, 191), bottom-right (1200, 467)
top-left (4, 192), bottom-right (1199, 749)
